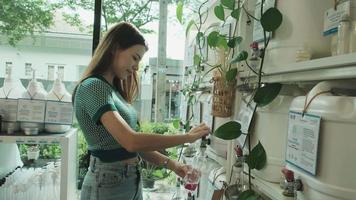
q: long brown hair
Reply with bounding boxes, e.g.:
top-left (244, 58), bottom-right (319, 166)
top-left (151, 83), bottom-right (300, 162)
top-left (73, 22), bottom-right (148, 103)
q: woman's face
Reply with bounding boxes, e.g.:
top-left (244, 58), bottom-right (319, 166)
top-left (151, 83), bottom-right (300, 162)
top-left (112, 44), bottom-right (146, 80)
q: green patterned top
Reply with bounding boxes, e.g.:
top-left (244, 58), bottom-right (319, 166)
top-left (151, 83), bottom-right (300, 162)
top-left (74, 75), bottom-right (138, 151)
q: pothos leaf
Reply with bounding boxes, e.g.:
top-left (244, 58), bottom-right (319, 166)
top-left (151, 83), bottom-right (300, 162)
top-left (214, 121), bottom-right (242, 140)
top-left (245, 141), bottom-right (267, 170)
top-left (176, 1), bottom-right (183, 24)
top-left (173, 119), bottom-right (180, 129)
top-left (186, 20), bottom-right (196, 37)
top-left (231, 8), bottom-right (241, 20)
top-left (226, 68), bottom-right (237, 81)
top-left (230, 51), bottom-right (248, 63)
top-left (253, 83), bottom-right (282, 107)
top-left (260, 7), bottom-right (283, 32)
top-left (221, 0), bottom-right (235, 10)
top-left (207, 31), bottom-right (220, 48)
top-left (214, 4), bottom-right (225, 21)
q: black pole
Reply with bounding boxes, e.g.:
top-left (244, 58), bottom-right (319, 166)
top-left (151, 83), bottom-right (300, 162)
top-left (92, 0), bottom-right (102, 55)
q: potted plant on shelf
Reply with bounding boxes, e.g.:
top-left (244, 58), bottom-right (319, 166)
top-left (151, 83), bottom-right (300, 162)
top-left (177, 0), bottom-right (283, 198)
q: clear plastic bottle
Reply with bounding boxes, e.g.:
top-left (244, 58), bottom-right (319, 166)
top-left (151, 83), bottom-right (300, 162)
top-left (337, 14), bottom-right (351, 55)
top-left (172, 178), bottom-right (184, 200)
top-left (350, 21), bottom-right (356, 53)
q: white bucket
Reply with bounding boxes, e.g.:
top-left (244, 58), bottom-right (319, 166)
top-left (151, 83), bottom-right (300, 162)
top-left (286, 80), bottom-right (356, 200)
top-left (263, 0), bottom-right (333, 68)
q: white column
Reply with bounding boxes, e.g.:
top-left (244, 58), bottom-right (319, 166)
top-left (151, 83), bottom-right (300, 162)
top-left (155, 0), bottom-right (168, 122)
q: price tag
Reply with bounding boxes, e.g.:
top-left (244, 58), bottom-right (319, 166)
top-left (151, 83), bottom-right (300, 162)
top-left (323, 1), bottom-right (351, 36)
top-left (45, 101), bottom-right (74, 125)
top-left (17, 99), bottom-right (46, 123)
top-left (286, 111), bottom-right (321, 176)
top-left (235, 100), bottom-right (256, 146)
top-left (0, 98), bottom-right (18, 122)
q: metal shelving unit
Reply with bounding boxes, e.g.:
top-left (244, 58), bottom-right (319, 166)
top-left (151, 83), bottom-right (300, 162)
top-left (0, 129), bottom-right (78, 200)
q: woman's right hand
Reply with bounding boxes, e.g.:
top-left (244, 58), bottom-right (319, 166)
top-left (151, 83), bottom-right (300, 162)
top-left (186, 123), bottom-right (211, 143)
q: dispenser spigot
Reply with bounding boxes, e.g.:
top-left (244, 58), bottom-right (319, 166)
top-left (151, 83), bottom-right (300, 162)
top-left (281, 168), bottom-right (303, 198)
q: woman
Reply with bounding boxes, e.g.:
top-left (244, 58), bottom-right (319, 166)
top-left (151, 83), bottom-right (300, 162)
top-left (73, 22), bottom-right (210, 200)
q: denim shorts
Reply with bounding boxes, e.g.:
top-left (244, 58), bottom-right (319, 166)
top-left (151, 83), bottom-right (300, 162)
top-left (80, 155), bottom-right (143, 200)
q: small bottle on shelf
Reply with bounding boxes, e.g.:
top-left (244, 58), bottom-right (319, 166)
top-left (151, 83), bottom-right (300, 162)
top-left (337, 14), bottom-right (351, 55)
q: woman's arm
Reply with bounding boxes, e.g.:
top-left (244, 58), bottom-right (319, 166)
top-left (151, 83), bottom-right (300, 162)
top-left (101, 111), bottom-right (210, 152)
top-left (140, 151), bottom-right (187, 178)
top-left (140, 151), bottom-right (176, 170)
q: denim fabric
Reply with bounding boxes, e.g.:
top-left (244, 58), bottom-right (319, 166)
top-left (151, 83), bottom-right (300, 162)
top-left (80, 155), bottom-right (143, 200)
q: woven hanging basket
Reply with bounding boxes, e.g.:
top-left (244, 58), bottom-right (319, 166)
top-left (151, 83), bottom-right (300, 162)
top-left (211, 77), bottom-right (237, 117)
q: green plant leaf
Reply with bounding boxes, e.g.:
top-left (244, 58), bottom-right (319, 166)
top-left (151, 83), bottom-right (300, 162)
top-left (231, 8), bottom-right (241, 20)
top-left (214, 121), bottom-right (242, 140)
top-left (196, 31), bottom-right (204, 45)
top-left (172, 119), bottom-right (180, 129)
top-left (260, 7), bottom-right (283, 32)
top-left (214, 4), bottom-right (225, 21)
top-left (230, 51), bottom-right (248, 63)
top-left (227, 36), bottom-right (242, 48)
top-left (245, 141), bottom-right (267, 170)
top-left (221, 0), bottom-right (234, 10)
top-left (176, 1), bottom-right (183, 24)
top-left (253, 83), bottom-right (282, 107)
top-left (194, 54), bottom-right (201, 66)
top-left (207, 31), bottom-right (220, 48)
top-left (186, 20), bottom-right (195, 36)
top-left (226, 68), bottom-right (237, 81)
top-left (217, 36), bottom-right (228, 50)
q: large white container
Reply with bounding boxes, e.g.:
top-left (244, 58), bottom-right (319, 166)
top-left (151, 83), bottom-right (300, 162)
top-left (249, 86), bottom-right (303, 183)
top-left (287, 80), bottom-right (356, 200)
top-left (45, 77), bottom-right (72, 133)
top-left (20, 70), bottom-right (47, 134)
top-left (0, 65), bottom-right (26, 133)
top-left (262, 0), bottom-right (333, 68)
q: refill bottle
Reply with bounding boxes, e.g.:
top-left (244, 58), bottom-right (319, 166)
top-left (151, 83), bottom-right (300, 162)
top-left (20, 70), bottom-right (47, 135)
top-left (45, 73), bottom-right (72, 133)
top-left (337, 14), bottom-right (351, 55)
top-left (0, 62), bottom-right (26, 133)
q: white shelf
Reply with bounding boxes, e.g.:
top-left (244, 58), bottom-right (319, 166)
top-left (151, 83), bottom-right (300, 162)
top-left (0, 130), bottom-right (75, 144)
top-left (251, 176), bottom-right (293, 200)
top-left (0, 129), bottom-right (78, 200)
top-left (240, 53), bottom-right (356, 83)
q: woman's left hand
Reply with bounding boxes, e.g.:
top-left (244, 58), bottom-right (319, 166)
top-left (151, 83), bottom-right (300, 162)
top-left (170, 161), bottom-right (192, 178)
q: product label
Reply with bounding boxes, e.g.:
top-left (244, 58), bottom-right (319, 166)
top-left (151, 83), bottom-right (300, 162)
top-left (45, 101), bottom-right (73, 125)
top-left (286, 111), bottom-right (321, 176)
top-left (235, 100), bottom-right (256, 147)
top-left (324, 1), bottom-right (351, 36)
top-left (202, 95), bottom-right (213, 129)
top-left (193, 102), bottom-right (201, 125)
top-left (0, 98), bottom-right (18, 122)
top-left (17, 99), bottom-right (46, 123)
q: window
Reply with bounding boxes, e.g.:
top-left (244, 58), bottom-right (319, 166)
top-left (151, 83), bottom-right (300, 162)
top-left (47, 65), bottom-right (55, 81)
top-left (57, 65), bottom-right (64, 80)
top-left (25, 63), bottom-right (32, 77)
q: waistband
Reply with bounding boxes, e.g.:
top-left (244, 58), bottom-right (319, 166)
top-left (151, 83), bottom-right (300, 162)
top-left (89, 148), bottom-right (138, 163)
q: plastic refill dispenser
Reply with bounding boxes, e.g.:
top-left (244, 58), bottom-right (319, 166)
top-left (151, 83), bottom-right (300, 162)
top-left (45, 74), bottom-right (72, 133)
top-left (0, 62), bottom-right (26, 133)
top-left (20, 70), bottom-right (47, 135)
top-left (286, 80), bottom-right (356, 200)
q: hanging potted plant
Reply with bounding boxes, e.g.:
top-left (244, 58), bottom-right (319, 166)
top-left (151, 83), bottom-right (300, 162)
top-left (177, 0), bottom-right (283, 199)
